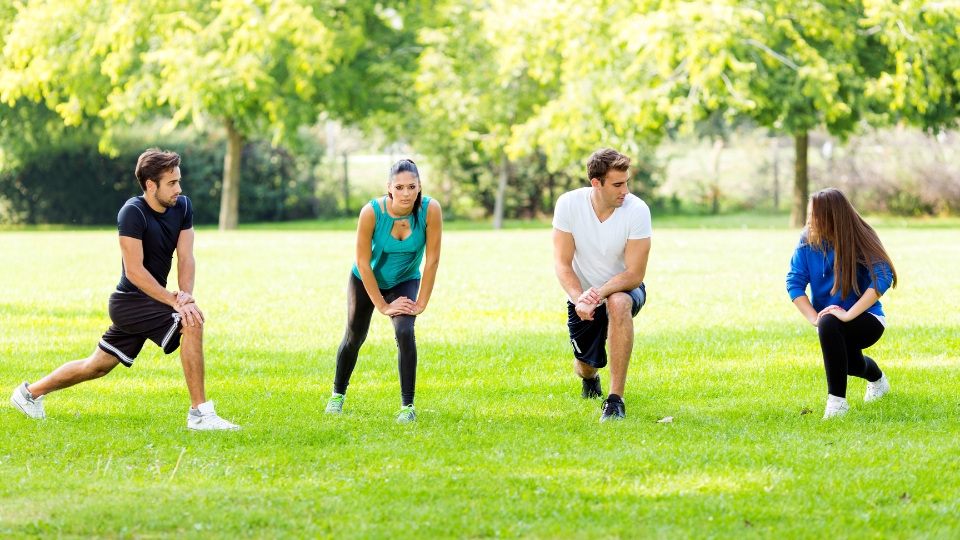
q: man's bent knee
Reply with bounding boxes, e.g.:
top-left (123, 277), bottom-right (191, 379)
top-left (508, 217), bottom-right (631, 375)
top-left (575, 360), bottom-right (598, 378)
top-left (181, 322), bottom-right (203, 337)
top-left (607, 292), bottom-right (633, 320)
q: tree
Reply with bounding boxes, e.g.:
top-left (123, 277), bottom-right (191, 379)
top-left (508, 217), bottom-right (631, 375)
top-left (864, 1), bottom-right (960, 133)
top-left (496, 0), bottom-right (913, 226)
top-left (1, 0), bottom-right (345, 229)
top-left (413, 0), bottom-right (558, 227)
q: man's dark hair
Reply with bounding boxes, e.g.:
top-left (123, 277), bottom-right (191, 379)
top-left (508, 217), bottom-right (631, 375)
top-left (135, 148), bottom-right (181, 191)
top-left (586, 148), bottom-right (631, 185)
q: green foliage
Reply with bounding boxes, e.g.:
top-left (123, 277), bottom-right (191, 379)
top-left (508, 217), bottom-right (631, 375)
top-left (1, 226), bottom-right (959, 536)
top-left (0, 133), bottom-right (325, 225)
top-left (0, 0), bottom-right (338, 141)
top-left (863, 1), bottom-right (960, 130)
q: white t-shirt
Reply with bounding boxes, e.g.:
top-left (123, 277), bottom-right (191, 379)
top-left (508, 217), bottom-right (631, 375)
top-left (553, 187), bottom-right (652, 302)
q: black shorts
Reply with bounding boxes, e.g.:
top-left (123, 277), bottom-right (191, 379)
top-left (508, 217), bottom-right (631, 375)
top-left (566, 284), bottom-right (646, 369)
top-left (98, 291), bottom-right (184, 367)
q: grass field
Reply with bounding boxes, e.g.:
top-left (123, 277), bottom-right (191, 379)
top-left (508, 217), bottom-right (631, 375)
top-left (2, 220), bottom-right (959, 538)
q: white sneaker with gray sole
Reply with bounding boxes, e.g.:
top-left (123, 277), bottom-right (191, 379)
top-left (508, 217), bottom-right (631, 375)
top-left (187, 401), bottom-right (240, 431)
top-left (11, 382), bottom-right (45, 419)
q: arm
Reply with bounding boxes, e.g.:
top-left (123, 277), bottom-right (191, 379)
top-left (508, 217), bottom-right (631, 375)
top-left (822, 288), bottom-right (881, 322)
top-left (176, 228), bottom-right (197, 296)
top-left (413, 199), bottom-right (442, 315)
top-left (120, 236), bottom-right (179, 307)
top-left (553, 228), bottom-right (584, 302)
top-left (793, 295), bottom-right (820, 327)
top-left (354, 203), bottom-right (416, 316)
top-left (596, 237), bottom-right (651, 300)
top-left (173, 227), bottom-right (204, 326)
top-left (786, 242), bottom-right (816, 325)
top-left (553, 228), bottom-right (598, 320)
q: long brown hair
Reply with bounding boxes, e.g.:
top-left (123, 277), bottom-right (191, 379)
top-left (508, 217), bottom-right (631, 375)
top-left (807, 188), bottom-right (897, 299)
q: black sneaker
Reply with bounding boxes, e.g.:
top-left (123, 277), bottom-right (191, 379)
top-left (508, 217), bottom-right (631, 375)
top-left (581, 375), bottom-right (603, 399)
top-left (600, 395), bottom-right (625, 422)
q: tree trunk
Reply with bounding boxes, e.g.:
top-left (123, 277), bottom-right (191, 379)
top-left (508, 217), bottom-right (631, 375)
top-left (771, 136), bottom-right (779, 211)
top-left (493, 149), bottom-right (509, 230)
top-left (342, 152), bottom-right (350, 216)
top-left (219, 119), bottom-right (243, 231)
top-left (790, 131), bottom-right (809, 228)
top-left (710, 138), bottom-right (723, 215)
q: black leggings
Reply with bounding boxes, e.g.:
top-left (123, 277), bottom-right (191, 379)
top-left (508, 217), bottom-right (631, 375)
top-left (818, 312), bottom-right (884, 398)
top-left (333, 273), bottom-right (419, 406)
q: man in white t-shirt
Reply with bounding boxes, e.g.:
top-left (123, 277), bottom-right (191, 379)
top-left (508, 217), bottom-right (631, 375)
top-left (552, 148), bottom-right (652, 422)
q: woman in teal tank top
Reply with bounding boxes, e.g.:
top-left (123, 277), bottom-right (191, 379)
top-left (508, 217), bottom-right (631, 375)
top-left (325, 159), bottom-right (442, 422)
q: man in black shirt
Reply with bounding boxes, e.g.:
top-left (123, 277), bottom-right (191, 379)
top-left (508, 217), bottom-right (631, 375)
top-left (11, 149), bottom-right (239, 430)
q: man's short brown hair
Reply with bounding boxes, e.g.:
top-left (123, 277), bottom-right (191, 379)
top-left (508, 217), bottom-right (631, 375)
top-left (587, 148), bottom-right (631, 185)
top-left (135, 148), bottom-right (181, 191)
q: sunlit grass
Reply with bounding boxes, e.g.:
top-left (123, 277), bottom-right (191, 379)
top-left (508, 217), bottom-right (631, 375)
top-left (1, 224), bottom-right (959, 538)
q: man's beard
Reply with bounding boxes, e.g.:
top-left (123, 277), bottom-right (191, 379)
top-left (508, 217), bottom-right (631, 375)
top-left (153, 192), bottom-right (177, 209)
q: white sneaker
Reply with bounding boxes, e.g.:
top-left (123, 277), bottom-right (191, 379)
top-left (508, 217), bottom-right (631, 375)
top-left (864, 374), bottom-right (890, 403)
top-left (187, 401), bottom-right (240, 431)
top-left (823, 395), bottom-right (849, 419)
top-left (11, 382), bottom-right (45, 419)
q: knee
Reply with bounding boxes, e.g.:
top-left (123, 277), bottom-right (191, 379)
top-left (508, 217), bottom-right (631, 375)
top-left (575, 360), bottom-right (597, 378)
top-left (607, 293), bottom-right (633, 321)
top-left (344, 327), bottom-right (367, 348)
top-left (394, 319), bottom-right (416, 345)
top-left (818, 314), bottom-right (841, 334)
top-left (181, 322), bottom-right (203, 337)
top-left (83, 357), bottom-right (115, 379)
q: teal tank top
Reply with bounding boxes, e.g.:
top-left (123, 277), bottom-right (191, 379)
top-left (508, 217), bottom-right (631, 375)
top-left (352, 196), bottom-right (431, 289)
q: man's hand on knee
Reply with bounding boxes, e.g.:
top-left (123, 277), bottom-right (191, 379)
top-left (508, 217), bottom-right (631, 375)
top-left (177, 302), bottom-right (205, 327)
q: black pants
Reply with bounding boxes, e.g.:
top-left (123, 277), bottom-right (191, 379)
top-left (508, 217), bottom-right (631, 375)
top-left (818, 312), bottom-right (884, 398)
top-left (333, 273), bottom-right (420, 406)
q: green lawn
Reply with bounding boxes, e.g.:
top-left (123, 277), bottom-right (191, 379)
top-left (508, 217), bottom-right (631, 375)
top-left (1, 222), bottom-right (959, 538)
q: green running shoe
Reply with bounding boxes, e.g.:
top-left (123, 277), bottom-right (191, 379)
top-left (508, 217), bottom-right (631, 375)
top-left (325, 393), bottom-right (345, 414)
top-left (396, 404), bottom-right (416, 423)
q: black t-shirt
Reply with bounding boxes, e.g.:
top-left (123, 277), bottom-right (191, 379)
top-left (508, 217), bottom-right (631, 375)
top-left (116, 196), bottom-right (194, 292)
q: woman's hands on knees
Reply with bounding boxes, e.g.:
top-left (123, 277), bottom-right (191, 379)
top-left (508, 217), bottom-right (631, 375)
top-left (379, 296), bottom-right (417, 317)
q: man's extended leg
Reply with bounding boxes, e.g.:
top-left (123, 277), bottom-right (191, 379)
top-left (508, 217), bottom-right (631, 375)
top-left (180, 323), bottom-right (206, 408)
top-left (28, 348), bottom-right (121, 398)
top-left (606, 292), bottom-right (634, 398)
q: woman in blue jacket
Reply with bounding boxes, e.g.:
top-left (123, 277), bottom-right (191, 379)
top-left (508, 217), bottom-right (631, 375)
top-left (786, 188), bottom-right (897, 419)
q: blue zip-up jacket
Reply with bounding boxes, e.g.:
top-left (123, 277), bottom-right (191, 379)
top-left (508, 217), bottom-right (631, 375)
top-left (786, 234), bottom-right (894, 317)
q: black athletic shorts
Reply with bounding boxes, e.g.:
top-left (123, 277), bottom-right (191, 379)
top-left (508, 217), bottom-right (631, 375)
top-left (98, 290), bottom-right (184, 367)
top-left (566, 284), bottom-right (646, 369)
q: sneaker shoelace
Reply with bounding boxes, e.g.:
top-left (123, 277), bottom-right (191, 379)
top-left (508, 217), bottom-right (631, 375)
top-left (602, 400), bottom-right (621, 416)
